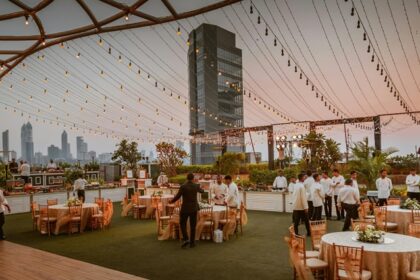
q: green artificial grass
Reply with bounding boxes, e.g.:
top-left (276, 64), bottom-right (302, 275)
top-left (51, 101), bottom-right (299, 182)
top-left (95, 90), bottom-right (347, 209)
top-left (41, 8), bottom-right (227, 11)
top-left (3, 204), bottom-right (342, 280)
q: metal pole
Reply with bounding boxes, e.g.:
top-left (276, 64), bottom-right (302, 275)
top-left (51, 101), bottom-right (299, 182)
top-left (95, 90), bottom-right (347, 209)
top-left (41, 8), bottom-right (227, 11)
top-left (267, 126), bottom-right (275, 170)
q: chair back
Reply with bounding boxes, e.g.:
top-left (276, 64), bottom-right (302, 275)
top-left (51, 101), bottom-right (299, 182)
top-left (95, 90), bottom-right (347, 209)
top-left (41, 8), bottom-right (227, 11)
top-left (309, 219), bottom-right (327, 250)
top-left (408, 223), bottom-right (420, 238)
top-left (351, 219), bottom-right (375, 231)
top-left (47, 199), bottom-right (58, 206)
top-left (333, 243), bottom-right (364, 280)
top-left (285, 237), bottom-right (315, 280)
top-left (39, 204), bottom-right (53, 221)
top-left (31, 202), bottom-right (39, 219)
top-left (288, 225), bottom-right (295, 237)
top-left (412, 209), bottom-right (420, 223)
top-left (94, 197), bottom-right (105, 207)
top-left (387, 198), bottom-right (400, 205)
top-left (199, 206), bottom-right (213, 221)
top-left (359, 201), bottom-right (372, 219)
top-left (374, 206), bottom-right (387, 231)
top-left (289, 232), bottom-right (306, 262)
top-left (69, 205), bottom-right (82, 218)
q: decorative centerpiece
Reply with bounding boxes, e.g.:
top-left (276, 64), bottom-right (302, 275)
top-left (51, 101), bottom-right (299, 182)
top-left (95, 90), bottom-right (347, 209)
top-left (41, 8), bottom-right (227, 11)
top-left (354, 225), bottom-right (385, 244)
top-left (400, 198), bottom-right (420, 210)
top-left (66, 197), bottom-right (82, 207)
top-left (198, 201), bottom-right (211, 209)
top-left (152, 191), bottom-right (163, 197)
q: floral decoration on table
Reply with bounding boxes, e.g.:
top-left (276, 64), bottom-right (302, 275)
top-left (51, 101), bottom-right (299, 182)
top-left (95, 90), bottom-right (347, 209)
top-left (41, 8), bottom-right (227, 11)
top-left (66, 197), bottom-right (82, 207)
top-left (400, 198), bottom-right (420, 210)
top-left (354, 225), bottom-right (385, 243)
top-left (198, 201), bottom-right (211, 209)
top-left (151, 191), bottom-right (163, 197)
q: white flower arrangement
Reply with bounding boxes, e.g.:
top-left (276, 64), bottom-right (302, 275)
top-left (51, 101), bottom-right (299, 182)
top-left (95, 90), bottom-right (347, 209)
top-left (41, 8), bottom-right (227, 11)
top-left (66, 197), bottom-right (82, 207)
top-left (401, 198), bottom-right (420, 210)
top-left (355, 225), bottom-right (385, 243)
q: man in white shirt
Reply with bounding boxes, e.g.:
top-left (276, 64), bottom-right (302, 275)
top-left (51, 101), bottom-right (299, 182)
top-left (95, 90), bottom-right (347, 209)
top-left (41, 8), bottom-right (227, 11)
top-left (406, 169), bottom-right (420, 201)
top-left (0, 188), bottom-right (11, 240)
top-left (337, 179), bottom-right (360, 231)
top-left (332, 169), bottom-right (345, 220)
top-left (272, 170), bottom-right (287, 192)
top-left (303, 170), bottom-right (315, 219)
top-left (211, 176), bottom-right (227, 205)
top-left (376, 169), bottom-right (393, 206)
top-left (311, 174), bottom-right (325, 221)
top-left (224, 175), bottom-right (240, 208)
top-left (287, 176), bottom-right (297, 194)
top-left (291, 173), bottom-right (310, 236)
top-left (350, 171), bottom-right (360, 203)
top-left (20, 161), bottom-right (31, 186)
top-left (321, 171), bottom-right (333, 220)
top-left (47, 159), bottom-right (57, 170)
top-left (73, 176), bottom-right (88, 202)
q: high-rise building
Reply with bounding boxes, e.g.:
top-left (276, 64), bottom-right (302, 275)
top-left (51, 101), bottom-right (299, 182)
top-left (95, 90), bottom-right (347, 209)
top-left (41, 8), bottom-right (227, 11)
top-left (98, 152), bottom-right (113, 163)
top-left (87, 151), bottom-right (96, 161)
top-left (47, 145), bottom-right (61, 160)
top-left (76, 136), bottom-right (88, 161)
top-left (61, 130), bottom-right (70, 160)
top-left (2, 130), bottom-right (9, 161)
top-left (188, 24), bottom-right (244, 164)
top-left (20, 122), bottom-right (34, 163)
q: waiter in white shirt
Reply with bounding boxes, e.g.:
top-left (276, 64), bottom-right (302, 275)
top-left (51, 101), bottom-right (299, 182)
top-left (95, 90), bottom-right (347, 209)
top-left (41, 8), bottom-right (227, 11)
top-left (376, 169), bottom-right (393, 206)
top-left (224, 175), bottom-right (240, 208)
top-left (332, 169), bottom-right (345, 220)
top-left (211, 176), bottom-right (228, 205)
top-left (73, 176), bottom-right (88, 203)
top-left (406, 169), bottom-right (420, 201)
top-left (0, 188), bottom-right (11, 240)
top-left (303, 170), bottom-right (315, 219)
top-left (350, 171), bottom-right (360, 203)
top-left (337, 179), bottom-right (360, 231)
top-left (291, 173), bottom-right (310, 236)
top-left (272, 170), bottom-right (287, 191)
top-left (311, 174), bottom-right (325, 221)
top-left (321, 171), bottom-right (333, 220)
top-left (287, 176), bottom-right (297, 194)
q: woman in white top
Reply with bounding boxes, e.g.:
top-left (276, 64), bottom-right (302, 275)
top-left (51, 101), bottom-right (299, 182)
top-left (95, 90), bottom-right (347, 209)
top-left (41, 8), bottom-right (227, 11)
top-left (311, 174), bottom-right (325, 221)
top-left (376, 169), bottom-right (393, 206)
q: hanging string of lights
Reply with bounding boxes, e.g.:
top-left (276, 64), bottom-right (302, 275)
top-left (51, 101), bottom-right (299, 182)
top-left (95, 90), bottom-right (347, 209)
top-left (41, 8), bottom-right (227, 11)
top-left (344, 0), bottom-right (419, 125)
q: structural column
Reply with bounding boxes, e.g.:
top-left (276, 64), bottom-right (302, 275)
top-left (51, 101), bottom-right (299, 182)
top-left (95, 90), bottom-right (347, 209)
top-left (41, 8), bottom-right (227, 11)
top-left (267, 126), bottom-right (275, 170)
top-left (373, 116), bottom-right (381, 152)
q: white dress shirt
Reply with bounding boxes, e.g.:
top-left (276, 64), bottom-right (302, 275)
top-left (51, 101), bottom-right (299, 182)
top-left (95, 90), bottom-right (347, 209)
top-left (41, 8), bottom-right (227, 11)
top-left (291, 182), bottom-right (308, 211)
top-left (288, 182), bottom-right (296, 193)
top-left (406, 174), bottom-right (420, 193)
top-left (211, 183), bottom-right (227, 205)
top-left (331, 175), bottom-right (345, 196)
top-left (376, 177), bottom-right (393, 199)
top-left (304, 177), bottom-right (315, 201)
top-left (337, 185), bottom-right (360, 205)
top-left (73, 178), bottom-right (88, 192)
top-left (320, 178), bottom-right (333, 196)
top-left (47, 162), bottom-right (57, 169)
top-left (0, 190), bottom-right (8, 214)
top-left (311, 182), bottom-right (325, 207)
top-left (272, 176), bottom-right (287, 189)
top-left (20, 163), bottom-right (30, 176)
top-left (226, 182), bottom-right (240, 208)
top-left (352, 179), bottom-right (360, 199)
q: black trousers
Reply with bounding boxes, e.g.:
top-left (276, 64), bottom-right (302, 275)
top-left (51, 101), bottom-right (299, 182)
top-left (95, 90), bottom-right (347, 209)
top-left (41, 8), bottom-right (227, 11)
top-left (378, 198), bottom-right (387, 206)
top-left (292, 210), bottom-right (310, 236)
top-left (408, 192), bottom-right (420, 201)
top-left (307, 201), bottom-right (314, 220)
top-left (180, 211), bottom-right (197, 243)
top-left (342, 203), bottom-right (359, 231)
top-left (334, 195), bottom-right (345, 220)
top-left (0, 212), bottom-right (5, 238)
top-left (312, 206), bottom-right (322, 221)
top-left (324, 195), bottom-right (332, 218)
top-left (77, 190), bottom-right (85, 203)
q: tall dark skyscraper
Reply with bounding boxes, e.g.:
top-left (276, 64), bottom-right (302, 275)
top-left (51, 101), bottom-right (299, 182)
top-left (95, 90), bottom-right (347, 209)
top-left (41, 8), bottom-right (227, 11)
top-left (61, 130), bottom-right (70, 160)
top-left (20, 122), bottom-right (34, 163)
top-left (2, 130), bottom-right (9, 161)
top-left (188, 24), bottom-right (244, 165)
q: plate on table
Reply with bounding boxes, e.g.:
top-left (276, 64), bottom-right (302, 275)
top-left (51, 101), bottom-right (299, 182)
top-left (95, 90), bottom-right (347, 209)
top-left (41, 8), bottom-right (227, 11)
top-left (351, 236), bottom-right (395, 244)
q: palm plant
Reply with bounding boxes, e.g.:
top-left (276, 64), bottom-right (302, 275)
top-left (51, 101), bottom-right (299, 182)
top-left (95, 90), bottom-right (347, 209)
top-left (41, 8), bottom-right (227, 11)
top-left (349, 137), bottom-right (397, 189)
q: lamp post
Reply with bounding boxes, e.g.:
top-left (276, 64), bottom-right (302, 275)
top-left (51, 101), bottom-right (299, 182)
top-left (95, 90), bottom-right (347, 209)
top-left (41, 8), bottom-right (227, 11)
top-left (275, 134), bottom-right (303, 168)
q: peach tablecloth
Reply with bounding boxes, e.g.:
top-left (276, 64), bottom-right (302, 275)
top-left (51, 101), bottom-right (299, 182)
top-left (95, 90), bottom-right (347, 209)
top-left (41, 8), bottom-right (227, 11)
top-left (47, 203), bottom-right (99, 235)
top-left (320, 231), bottom-right (420, 280)
top-left (387, 205), bottom-right (412, 234)
top-left (139, 194), bottom-right (174, 218)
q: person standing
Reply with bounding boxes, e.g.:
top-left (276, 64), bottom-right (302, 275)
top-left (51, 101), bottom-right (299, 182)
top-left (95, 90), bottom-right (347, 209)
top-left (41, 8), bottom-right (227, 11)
top-left (406, 169), bottom-right (420, 201)
top-left (291, 173), bottom-right (310, 236)
top-left (170, 173), bottom-right (204, 248)
top-left (287, 176), bottom-right (297, 194)
top-left (20, 161), bottom-right (31, 187)
top-left (47, 159), bottom-right (57, 170)
top-left (303, 170), bottom-right (315, 219)
top-left (272, 170), bottom-right (287, 191)
top-left (337, 179), bottom-right (360, 231)
top-left (0, 188), bottom-right (11, 240)
top-left (332, 169), bottom-right (345, 220)
top-left (320, 171), bottom-right (333, 220)
top-left (225, 175), bottom-right (240, 208)
top-left (73, 176), bottom-right (88, 203)
top-left (210, 176), bottom-right (227, 205)
top-left (8, 158), bottom-right (18, 174)
top-left (311, 174), bottom-right (325, 221)
top-left (376, 169), bottom-right (393, 206)
top-left (350, 171), bottom-right (360, 203)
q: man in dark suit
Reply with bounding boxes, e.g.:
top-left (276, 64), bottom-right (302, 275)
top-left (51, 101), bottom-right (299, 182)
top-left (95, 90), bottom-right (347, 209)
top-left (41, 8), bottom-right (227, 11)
top-left (170, 173), bottom-right (204, 248)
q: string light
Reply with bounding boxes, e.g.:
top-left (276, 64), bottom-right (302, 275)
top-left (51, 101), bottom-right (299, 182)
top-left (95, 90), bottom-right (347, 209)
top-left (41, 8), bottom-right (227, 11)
top-left (25, 15), bottom-right (29, 25)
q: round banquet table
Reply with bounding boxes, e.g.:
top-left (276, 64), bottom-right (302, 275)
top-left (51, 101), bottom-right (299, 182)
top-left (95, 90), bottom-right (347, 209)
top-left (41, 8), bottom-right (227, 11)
top-left (387, 205), bottom-right (412, 234)
top-left (48, 203), bottom-right (99, 235)
top-left (320, 231), bottom-right (420, 280)
top-left (139, 194), bottom-right (174, 218)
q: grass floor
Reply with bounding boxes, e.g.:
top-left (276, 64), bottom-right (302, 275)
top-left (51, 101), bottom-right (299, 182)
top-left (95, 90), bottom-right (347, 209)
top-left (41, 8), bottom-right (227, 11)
top-left (3, 204), bottom-right (343, 280)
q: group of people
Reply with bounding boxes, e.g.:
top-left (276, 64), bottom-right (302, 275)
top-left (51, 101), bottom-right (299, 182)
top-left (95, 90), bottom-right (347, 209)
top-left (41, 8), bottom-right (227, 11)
top-left (210, 175), bottom-right (240, 208)
top-left (7, 158), bottom-right (31, 186)
top-left (276, 168), bottom-right (415, 236)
